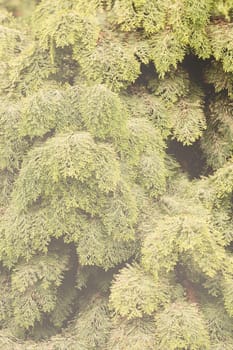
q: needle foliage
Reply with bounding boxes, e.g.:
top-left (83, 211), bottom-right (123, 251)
top-left (0, 0), bottom-right (233, 349)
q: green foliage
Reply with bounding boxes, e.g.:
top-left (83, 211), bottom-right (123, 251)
top-left (221, 276), bottom-right (233, 318)
top-left (0, 0), bottom-right (233, 348)
top-left (19, 84), bottom-right (80, 138)
top-left (170, 86), bottom-right (206, 145)
top-left (107, 317), bottom-right (156, 350)
top-left (209, 23), bottom-right (233, 73)
top-left (79, 84), bottom-right (128, 140)
top-left (110, 263), bottom-right (171, 318)
top-left (142, 215), bottom-right (180, 278)
top-left (201, 93), bottom-right (233, 170)
top-left (12, 132), bottom-right (121, 210)
top-left (11, 250), bottom-right (70, 330)
top-left (148, 73), bottom-right (207, 145)
top-left (120, 117), bottom-right (169, 197)
top-left (148, 67), bottom-right (190, 105)
top-left (0, 99), bottom-right (29, 171)
top-left (213, 0), bottom-right (233, 21)
top-left (111, 0), bottom-right (213, 72)
top-left (71, 294), bottom-right (111, 349)
top-left (141, 201), bottom-right (226, 280)
top-left (74, 35), bottom-right (141, 91)
top-left (0, 0), bottom-right (37, 17)
top-left (155, 301), bottom-right (210, 350)
top-left (208, 159), bottom-right (233, 199)
top-left (146, 30), bottom-right (187, 77)
top-left (10, 44), bottom-right (58, 95)
top-left (203, 302), bottom-right (233, 345)
top-left (204, 61), bottom-right (233, 99)
top-left (33, 0), bottom-right (100, 70)
top-left (76, 217), bottom-right (138, 269)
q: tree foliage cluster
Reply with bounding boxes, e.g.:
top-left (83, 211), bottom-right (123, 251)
top-left (0, 0), bottom-right (233, 349)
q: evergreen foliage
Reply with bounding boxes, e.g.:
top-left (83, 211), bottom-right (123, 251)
top-left (0, 0), bottom-right (233, 349)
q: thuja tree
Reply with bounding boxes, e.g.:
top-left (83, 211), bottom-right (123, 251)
top-left (1, 0), bottom-right (233, 349)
